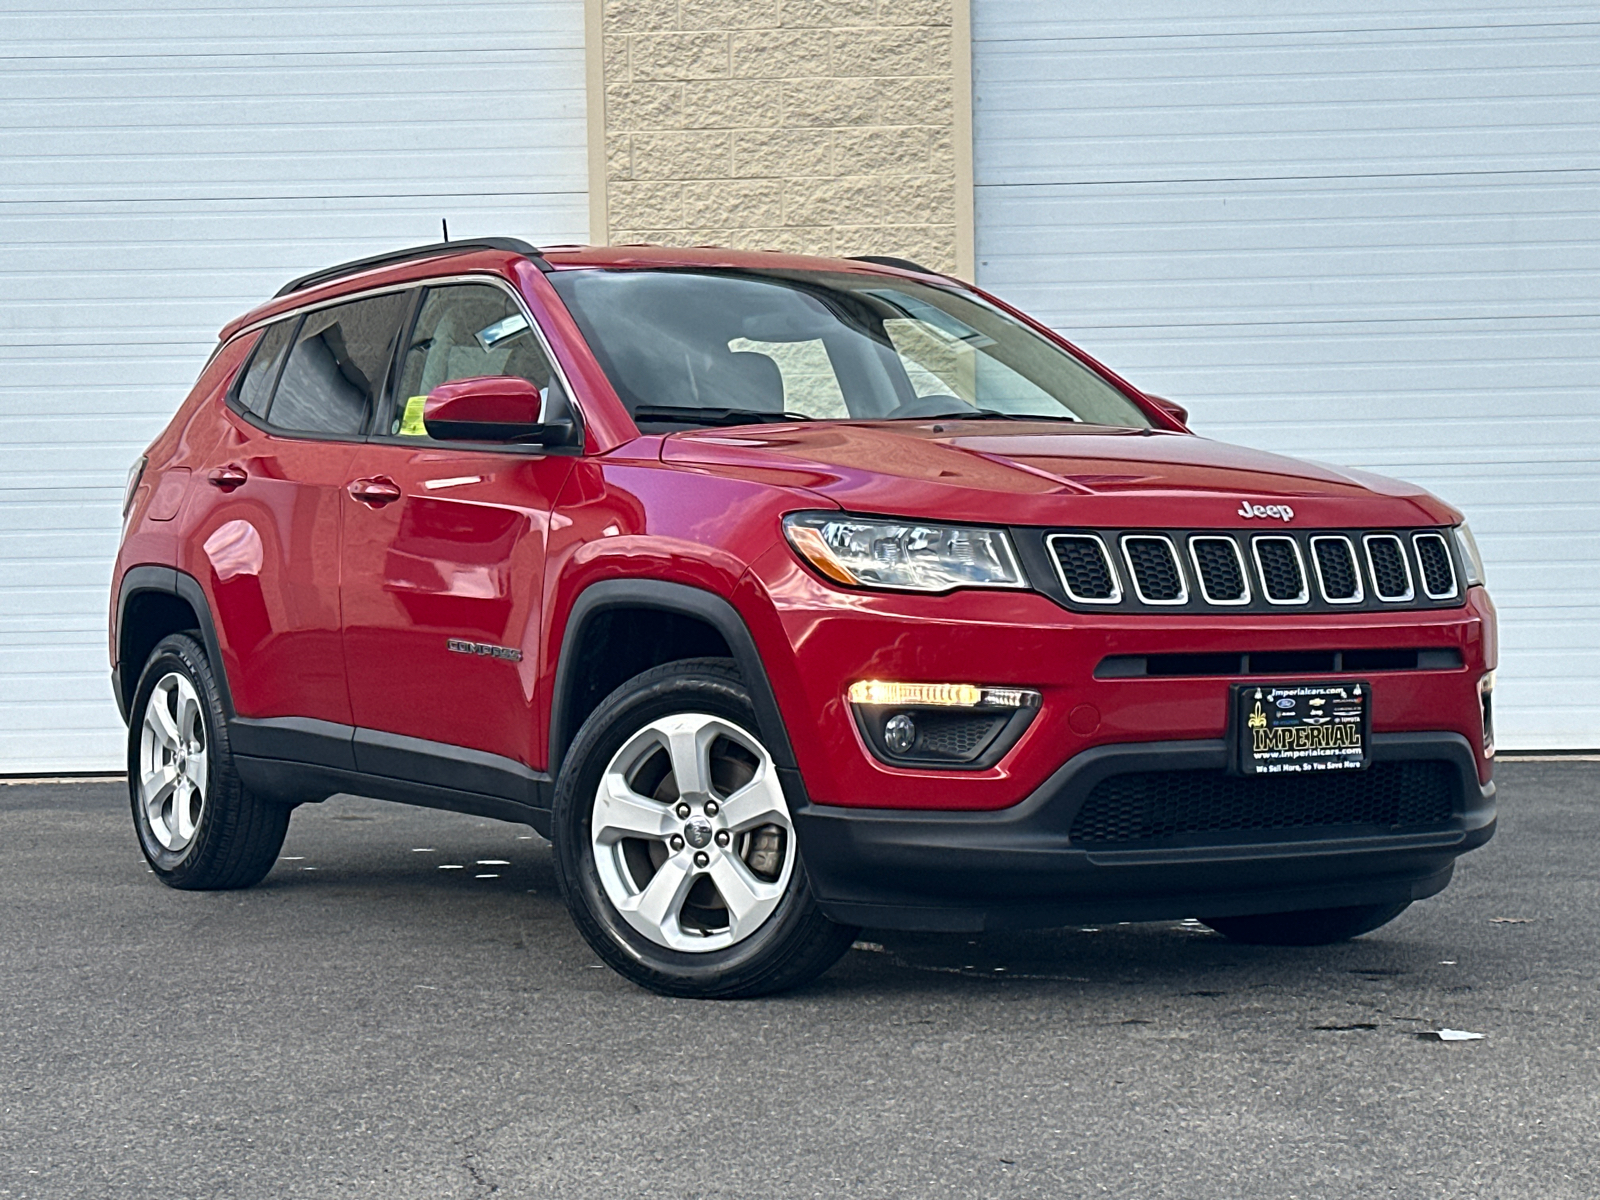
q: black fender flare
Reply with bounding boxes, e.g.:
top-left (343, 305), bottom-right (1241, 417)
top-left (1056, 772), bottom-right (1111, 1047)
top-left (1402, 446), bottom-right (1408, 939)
top-left (547, 579), bottom-right (802, 796)
top-left (114, 566), bottom-right (234, 724)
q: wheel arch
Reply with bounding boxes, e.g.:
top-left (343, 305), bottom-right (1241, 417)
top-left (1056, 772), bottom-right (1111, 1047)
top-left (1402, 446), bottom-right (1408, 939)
top-left (548, 580), bottom-right (800, 790)
top-left (115, 567), bottom-right (233, 724)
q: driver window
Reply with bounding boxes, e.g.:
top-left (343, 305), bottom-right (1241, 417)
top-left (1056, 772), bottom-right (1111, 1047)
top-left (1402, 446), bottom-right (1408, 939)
top-left (392, 283), bottom-right (556, 436)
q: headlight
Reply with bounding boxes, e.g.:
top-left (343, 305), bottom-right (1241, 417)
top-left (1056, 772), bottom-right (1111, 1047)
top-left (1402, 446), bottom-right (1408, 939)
top-left (1453, 521), bottom-right (1486, 587)
top-left (783, 513), bottom-right (1026, 592)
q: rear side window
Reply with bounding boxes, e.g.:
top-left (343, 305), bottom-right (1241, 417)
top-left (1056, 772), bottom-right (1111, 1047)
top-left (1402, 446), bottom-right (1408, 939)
top-left (267, 292), bottom-right (409, 436)
top-left (234, 319), bottom-right (295, 417)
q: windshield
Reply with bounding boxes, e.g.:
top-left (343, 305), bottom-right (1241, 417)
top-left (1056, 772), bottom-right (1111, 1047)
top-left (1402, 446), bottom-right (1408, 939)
top-left (548, 268), bottom-right (1151, 429)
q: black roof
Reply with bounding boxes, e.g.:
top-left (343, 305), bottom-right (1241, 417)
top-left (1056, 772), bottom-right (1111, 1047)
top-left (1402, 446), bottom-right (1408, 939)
top-left (273, 237), bottom-right (548, 298)
top-left (846, 254), bottom-right (939, 275)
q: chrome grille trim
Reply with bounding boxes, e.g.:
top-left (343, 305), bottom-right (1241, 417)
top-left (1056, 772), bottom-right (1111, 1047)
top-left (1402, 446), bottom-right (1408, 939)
top-left (1309, 535), bottom-right (1364, 604)
top-left (1121, 535), bottom-right (1188, 605)
top-left (1187, 535), bottom-right (1251, 606)
top-left (1044, 533), bottom-right (1122, 604)
top-left (1364, 533), bottom-right (1415, 602)
top-left (1250, 535), bottom-right (1310, 605)
top-left (1412, 532), bottom-right (1459, 600)
top-left (1029, 526), bottom-right (1466, 614)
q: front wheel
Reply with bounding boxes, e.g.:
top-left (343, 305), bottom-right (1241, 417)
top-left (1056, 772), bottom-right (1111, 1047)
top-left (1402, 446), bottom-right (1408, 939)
top-left (551, 658), bottom-right (857, 998)
top-left (1200, 901), bottom-right (1411, 946)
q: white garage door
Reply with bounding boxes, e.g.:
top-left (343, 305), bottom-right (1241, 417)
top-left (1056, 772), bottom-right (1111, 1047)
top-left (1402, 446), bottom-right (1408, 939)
top-left (973, 1), bottom-right (1599, 750)
top-left (0, 2), bottom-right (588, 773)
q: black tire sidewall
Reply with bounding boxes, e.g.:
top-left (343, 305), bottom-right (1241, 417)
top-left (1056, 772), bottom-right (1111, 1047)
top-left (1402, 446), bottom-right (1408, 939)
top-left (127, 633), bottom-right (233, 881)
top-left (552, 662), bottom-right (829, 992)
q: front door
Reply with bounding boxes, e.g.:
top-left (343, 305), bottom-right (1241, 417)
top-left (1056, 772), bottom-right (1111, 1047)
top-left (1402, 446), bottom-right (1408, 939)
top-left (339, 280), bottom-right (575, 768)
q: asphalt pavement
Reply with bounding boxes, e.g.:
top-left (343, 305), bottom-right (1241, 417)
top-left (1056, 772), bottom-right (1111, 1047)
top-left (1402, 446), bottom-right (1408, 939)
top-left (2, 759), bottom-right (1596, 1199)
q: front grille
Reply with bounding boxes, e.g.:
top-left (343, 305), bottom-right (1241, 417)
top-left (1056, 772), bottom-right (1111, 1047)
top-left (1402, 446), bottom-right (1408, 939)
top-left (1069, 761), bottom-right (1457, 846)
top-left (1191, 536), bottom-right (1248, 603)
top-left (1123, 536), bottom-right (1185, 603)
top-left (1413, 533), bottom-right (1457, 599)
top-left (1311, 536), bottom-right (1361, 602)
top-left (1047, 534), bottom-right (1119, 602)
top-left (1253, 536), bottom-right (1307, 603)
top-left (1365, 535), bottom-right (1413, 601)
top-left (1032, 526), bottom-right (1466, 614)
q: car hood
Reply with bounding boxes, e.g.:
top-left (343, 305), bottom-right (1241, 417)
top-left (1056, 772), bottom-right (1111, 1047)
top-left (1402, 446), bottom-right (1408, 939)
top-left (658, 420), bottom-right (1458, 528)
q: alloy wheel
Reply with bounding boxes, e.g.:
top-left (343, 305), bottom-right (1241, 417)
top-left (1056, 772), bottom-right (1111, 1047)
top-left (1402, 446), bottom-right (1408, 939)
top-left (138, 671), bottom-right (209, 852)
top-left (590, 712), bottom-right (795, 953)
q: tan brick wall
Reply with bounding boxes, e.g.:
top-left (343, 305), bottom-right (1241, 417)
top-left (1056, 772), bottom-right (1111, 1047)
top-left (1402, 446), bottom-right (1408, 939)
top-left (591, 0), bottom-right (968, 275)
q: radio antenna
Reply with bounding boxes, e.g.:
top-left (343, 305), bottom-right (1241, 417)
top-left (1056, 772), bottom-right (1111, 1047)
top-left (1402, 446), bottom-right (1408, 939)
top-left (441, 218), bottom-right (450, 242)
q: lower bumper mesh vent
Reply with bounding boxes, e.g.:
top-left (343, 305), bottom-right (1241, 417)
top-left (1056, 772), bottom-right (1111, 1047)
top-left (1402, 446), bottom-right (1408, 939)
top-left (1069, 761), bottom-right (1456, 846)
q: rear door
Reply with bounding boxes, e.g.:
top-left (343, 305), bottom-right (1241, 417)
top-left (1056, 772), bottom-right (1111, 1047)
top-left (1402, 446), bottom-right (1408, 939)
top-left (339, 278), bottom-right (576, 772)
top-left (187, 290), bottom-right (409, 730)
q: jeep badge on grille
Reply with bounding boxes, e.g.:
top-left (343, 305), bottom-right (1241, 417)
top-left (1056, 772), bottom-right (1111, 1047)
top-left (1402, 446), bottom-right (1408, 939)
top-left (1238, 501), bottom-right (1295, 522)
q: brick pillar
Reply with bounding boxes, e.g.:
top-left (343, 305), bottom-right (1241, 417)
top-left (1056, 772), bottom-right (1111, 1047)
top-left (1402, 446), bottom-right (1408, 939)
top-left (588, 0), bottom-right (971, 276)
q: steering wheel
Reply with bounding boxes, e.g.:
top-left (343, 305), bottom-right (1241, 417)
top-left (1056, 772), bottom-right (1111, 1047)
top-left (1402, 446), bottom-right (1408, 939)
top-left (882, 394), bottom-right (982, 420)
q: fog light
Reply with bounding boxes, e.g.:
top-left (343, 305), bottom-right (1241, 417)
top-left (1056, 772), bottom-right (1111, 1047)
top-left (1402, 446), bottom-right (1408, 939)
top-left (1479, 670), bottom-right (1496, 758)
top-left (883, 713), bottom-right (918, 755)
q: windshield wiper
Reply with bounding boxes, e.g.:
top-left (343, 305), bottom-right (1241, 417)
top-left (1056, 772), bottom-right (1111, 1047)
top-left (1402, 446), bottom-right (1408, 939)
top-left (633, 404), bottom-right (814, 427)
top-left (885, 407), bottom-right (1078, 422)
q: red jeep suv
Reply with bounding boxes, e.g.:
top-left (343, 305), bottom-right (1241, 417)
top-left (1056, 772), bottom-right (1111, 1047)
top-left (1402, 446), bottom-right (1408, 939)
top-left (112, 239), bottom-right (1497, 998)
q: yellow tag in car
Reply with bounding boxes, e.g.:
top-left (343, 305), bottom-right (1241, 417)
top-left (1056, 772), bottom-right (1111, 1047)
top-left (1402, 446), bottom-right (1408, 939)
top-left (398, 395), bottom-right (428, 437)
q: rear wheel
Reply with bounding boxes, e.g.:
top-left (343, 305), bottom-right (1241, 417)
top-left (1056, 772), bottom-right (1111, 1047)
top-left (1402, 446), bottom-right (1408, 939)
top-left (129, 633), bottom-right (290, 889)
top-left (1200, 901), bottom-right (1410, 946)
top-left (552, 658), bottom-right (857, 998)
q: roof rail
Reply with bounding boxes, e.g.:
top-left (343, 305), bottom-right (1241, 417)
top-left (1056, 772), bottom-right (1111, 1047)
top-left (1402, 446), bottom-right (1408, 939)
top-left (273, 237), bottom-right (548, 298)
top-left (847, 254), bottom-right (939, 275)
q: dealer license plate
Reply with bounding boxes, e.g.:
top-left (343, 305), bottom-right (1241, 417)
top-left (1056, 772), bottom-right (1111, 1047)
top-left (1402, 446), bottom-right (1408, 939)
top-left (1234, 681), bottom-right (1370, 775)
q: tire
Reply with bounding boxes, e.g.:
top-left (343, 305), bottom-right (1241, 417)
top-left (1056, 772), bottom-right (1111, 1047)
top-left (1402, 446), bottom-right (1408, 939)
top-left (1200, 901), bottom-right (1411, 946)
top-left (552, 658), bottom-right (858, 999)
top-left (128, 632), bottom-right (290, 890)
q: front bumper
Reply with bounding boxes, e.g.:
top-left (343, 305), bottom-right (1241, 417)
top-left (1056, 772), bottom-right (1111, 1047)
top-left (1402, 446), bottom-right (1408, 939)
top-left (794, 731), bottom-right (1495, 931)
top-left (745, 544), bottom-right (1496, 813)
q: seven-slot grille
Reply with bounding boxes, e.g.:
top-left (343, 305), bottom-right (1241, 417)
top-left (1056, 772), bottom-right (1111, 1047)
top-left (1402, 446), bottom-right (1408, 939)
top-left (1039, 527), bottom-right (1465, 613)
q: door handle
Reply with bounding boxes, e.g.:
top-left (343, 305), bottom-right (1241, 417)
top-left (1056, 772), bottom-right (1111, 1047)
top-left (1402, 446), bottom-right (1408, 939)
top-left (208, 464), bottom-right (248, 490)
top-left (347, 476), bottom-right (402, 507)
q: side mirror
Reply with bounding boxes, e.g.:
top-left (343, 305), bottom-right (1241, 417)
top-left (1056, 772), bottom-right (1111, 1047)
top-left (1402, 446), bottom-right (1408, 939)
top-left (1145, 394), bottom-right (1189, 428)
top-left (422, 375), bottom-right (579, 447)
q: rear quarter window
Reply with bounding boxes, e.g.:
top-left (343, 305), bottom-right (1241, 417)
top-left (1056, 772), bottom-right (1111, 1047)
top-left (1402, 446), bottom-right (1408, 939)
top-left (233, 319), bottom-right (295, 417)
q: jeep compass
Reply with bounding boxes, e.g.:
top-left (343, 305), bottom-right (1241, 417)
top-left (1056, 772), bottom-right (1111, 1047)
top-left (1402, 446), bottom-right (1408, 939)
top-left (111, 239), bottom-right (1497, 997)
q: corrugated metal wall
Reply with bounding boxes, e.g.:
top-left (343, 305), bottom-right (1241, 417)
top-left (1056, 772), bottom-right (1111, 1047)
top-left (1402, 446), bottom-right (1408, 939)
top-left (0, 2), bottom-right (588, 772)
top-left (973, 0), bottom-right (1600, 749)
